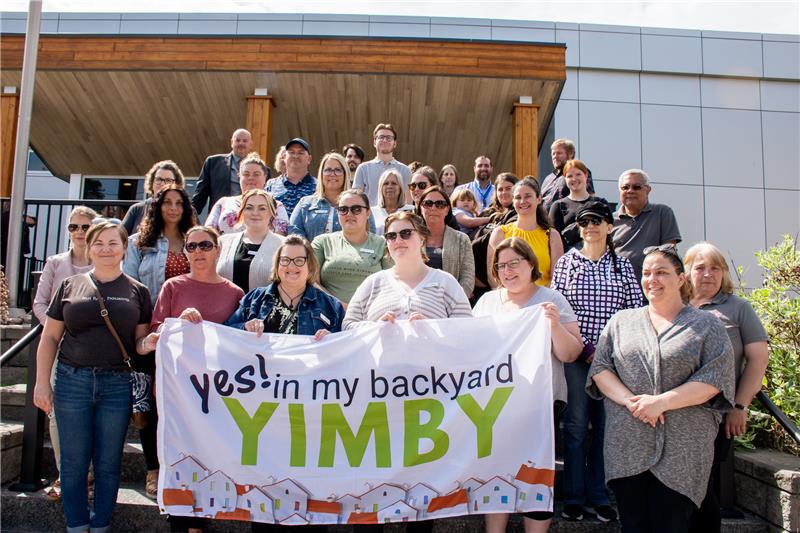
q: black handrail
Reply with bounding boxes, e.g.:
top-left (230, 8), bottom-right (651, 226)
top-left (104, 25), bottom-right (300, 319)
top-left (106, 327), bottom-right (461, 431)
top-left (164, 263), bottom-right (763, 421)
top-left (756, 390), bottom-right (800, 445)
top-left (1, 323), bottom-right (43, 367)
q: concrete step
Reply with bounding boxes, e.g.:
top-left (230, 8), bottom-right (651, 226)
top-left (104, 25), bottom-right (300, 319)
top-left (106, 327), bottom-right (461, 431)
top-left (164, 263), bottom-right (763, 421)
top-left (1, 366), bottom-right (27, 386)
top-left (39, 440), bottom-right (149, 484)
top-left (1, 421), bottom-right (23, 484)
top-left (0, 483), bottom-right (768, 533)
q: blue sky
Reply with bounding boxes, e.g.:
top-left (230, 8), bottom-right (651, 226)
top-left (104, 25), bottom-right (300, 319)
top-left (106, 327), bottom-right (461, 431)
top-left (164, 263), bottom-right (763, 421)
top-left (5, 1), bottom-right (800, 35)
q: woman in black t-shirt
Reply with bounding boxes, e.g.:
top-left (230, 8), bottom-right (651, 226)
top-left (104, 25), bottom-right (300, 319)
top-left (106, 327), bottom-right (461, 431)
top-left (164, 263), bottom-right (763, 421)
top-left (34, 220), bottom-right (152, 533)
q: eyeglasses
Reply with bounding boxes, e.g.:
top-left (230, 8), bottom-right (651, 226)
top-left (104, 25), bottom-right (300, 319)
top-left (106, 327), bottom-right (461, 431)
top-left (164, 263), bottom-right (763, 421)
top-left (375, 135), bottom-right (395, 142)
top-left (620, 184), bottom-right (646, 191)
top-left (322, 167), bottom-right (345, 176)
top-left (384, 229), bottom-right (415, 241)
top-left (153, 177), bottom-right (176, 185)
top-left (336, 205), bottom-right (367, 215)
top-left (278, 256), bottom-right (308, 267)
top-left (68, 223), bottom-right (91, 233)
top-left (408, 182), bottom-right (428, 191)
top-left (495, 258), bottom-right (524, 271)
top-left (421, 199), bottom-right (448, 210)
top-left (643, 243), bottom-right (680, 258)
top-left (185, 240), bottom-right (215, 253)
top-left (577, 216), bottom-right (603, 228)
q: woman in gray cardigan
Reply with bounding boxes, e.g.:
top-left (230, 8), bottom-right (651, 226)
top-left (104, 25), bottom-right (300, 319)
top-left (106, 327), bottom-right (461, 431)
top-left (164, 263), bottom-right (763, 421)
top-left (587, 244), bottom-right (735, 533)
top-left (415, 186), bottom-right (475, 297)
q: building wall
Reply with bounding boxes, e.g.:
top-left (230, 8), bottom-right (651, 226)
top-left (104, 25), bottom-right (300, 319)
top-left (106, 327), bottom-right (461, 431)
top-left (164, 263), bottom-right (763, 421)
top-left (2, 11), bottom-right (798, 282)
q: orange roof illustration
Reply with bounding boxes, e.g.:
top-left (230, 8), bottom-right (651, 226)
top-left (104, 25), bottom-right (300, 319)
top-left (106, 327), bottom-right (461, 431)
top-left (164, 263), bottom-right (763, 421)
top-left (215, 509), bottom-right (251, 521)
top-left (307, 499), bottom-right (341, 514)
top-left (162, 488), bottom-right (194, 506)
top-left (515, 465), bottom-right (556, 487)
top-left (236, 483), bottom-right (254, 495)
top-left (348, 512), bottom-right (378, 524)
top-left (427, 489), bottom-right (468, 513)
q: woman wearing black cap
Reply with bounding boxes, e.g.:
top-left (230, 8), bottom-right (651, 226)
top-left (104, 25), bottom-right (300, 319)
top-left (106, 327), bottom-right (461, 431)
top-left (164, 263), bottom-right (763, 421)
top-left (550, 200), bottom-right (644, 523)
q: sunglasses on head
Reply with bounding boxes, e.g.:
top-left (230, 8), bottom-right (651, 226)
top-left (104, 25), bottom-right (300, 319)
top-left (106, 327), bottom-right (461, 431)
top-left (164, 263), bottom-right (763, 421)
top-left (421, 199), bottom-right (448, 209)
top-left (336, 205), bottom-right (367, 215)
top-left (577, 216), bottom-right (604, 228)
top-left (384, 228), bottom-right (415, 241)
top-left (185, 240), bottom-right (215, 253)
top-left (620, 184), bottom-right (646, 191)
top-left (643, 243), bottom-right (680, 258)
top-left (408, 182), bottom-right (428, 191)
top-left (68, 223), bottom-right (91, 233)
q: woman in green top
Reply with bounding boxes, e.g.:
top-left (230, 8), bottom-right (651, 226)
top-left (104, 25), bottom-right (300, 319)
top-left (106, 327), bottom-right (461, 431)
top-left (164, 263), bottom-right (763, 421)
top-left (311, 189), bottom-right (391, 304)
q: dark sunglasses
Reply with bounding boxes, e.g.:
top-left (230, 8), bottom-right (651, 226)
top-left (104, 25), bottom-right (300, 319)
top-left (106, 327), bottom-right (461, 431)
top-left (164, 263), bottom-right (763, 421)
top-left (336, 205), bottom-right (367, 215)
top-left (620, 184), bottom-right (646, 191)
top-left (184, 240), bottom-right (215, 253)
top-left (384, 228), bottom-right (415, 241)
top-left (408, 182), bottom-right (428, 191)
top-left (577, 216), bottom-right (603, 228)
top-left (278, 256), bottom-right (308, 267)
top-left (421, 199), bottom-right (448, 210)
top-left (67, 223), bottom-right (91, 233)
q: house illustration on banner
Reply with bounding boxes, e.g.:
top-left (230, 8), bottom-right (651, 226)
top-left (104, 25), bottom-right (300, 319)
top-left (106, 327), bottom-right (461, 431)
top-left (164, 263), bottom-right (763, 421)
top-left (167, 455), bottom-right (209, 489)
top-left (407, 483), bottom-right (439, 519)
top-left (162, 488), bottom-right (195, 515)
top-left (378, 500), bottom-right (419, 523)
top-left (336, 493), bottom-right (363, 522)
top-left (238, 486), bottom-right (275, 523)
top-left (471, 476), bottom-right (517, 513)
top-left (514, 464), bottom-right (556, 512)
top-left (262, 478), bottom-right (310, 522)
top-left (194, 471), bottom-right (238, 517)
top-left (459, 477), bottom-right (486, 509)
top-left (426, 489), bottom-right (469, 518)
top-left (306, 499), bottom-right (341, 523)
top-left (279, 513), bottom-right (310, 525)
top-left (360, 483), bottom-right (407, 513)
top-left (347, 511), bottom-right (378, 525)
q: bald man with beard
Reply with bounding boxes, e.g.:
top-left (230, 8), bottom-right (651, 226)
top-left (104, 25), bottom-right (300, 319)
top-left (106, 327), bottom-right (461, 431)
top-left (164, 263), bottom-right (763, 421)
top-left (191, 128), bottom-right (254, 215)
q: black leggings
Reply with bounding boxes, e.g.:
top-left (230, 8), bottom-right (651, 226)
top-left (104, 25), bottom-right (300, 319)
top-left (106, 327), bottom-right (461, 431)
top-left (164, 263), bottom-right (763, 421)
top-left (609, 470), bottom-right (696, 533)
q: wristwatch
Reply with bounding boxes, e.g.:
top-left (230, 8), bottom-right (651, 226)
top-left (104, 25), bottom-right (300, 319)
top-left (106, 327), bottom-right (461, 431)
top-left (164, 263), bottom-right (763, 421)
top-left (734, 403), bottom-right (746, 410)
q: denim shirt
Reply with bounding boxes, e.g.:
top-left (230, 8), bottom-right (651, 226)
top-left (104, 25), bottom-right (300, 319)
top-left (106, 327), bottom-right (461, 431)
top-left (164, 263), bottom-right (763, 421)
top-left (289, 195), bottom-right (377, 242)
top-left (123, 233), bottom-right (168, 307)
top-left (224, 282), bottom-right (345, 335)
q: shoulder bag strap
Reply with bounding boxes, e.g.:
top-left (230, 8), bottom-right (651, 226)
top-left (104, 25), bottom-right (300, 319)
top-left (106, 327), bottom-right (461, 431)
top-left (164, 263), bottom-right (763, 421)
top-left (85, 273), bottom-right (131, 367)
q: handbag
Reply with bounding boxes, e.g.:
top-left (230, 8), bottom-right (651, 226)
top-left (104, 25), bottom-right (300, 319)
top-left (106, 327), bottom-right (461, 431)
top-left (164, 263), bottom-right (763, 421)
top-left (86, 273), bottom-right (152, 430)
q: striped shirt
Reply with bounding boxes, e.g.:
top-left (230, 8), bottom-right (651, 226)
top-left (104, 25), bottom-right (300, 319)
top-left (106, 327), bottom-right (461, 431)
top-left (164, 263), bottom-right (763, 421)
top-left (343, 268), bottom-right (472, 329)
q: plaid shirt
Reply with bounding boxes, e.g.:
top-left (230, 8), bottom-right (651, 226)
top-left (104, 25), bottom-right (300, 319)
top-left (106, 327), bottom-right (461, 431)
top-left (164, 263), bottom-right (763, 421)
top-left (551, 248), bottom-right (644, 346)
top-left (265, 173), bottom-right (317, 217)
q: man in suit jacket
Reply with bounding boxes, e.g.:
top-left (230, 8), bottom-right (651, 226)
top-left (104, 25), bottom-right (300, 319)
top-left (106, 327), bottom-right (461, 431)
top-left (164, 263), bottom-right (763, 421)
top-left (191, 128), bottom-right (253, 215)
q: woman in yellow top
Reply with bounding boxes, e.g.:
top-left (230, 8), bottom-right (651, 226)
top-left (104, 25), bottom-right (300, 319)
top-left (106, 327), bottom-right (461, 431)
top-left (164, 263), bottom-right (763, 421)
top-left (487, 178), bottom-right (563, 287)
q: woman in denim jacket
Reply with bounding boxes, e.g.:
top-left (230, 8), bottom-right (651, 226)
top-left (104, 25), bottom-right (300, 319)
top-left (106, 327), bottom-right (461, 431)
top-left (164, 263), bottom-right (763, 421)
top-left (225, 235), bottom-right (345, 339)
top-left (122, 185), bottom-right (196, 499)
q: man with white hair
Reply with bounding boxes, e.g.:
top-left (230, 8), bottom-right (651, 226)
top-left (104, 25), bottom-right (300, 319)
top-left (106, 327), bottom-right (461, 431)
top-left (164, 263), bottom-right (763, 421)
top-left (611, 169), bottom-right (682, 280)
top-left (191, 128), bottom-right (254, 215)
top-left (540, 138), bottom-right (595, 211)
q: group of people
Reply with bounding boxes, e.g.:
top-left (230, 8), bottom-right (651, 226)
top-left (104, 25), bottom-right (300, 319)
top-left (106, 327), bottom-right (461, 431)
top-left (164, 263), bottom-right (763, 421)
top-left (30, 125), bottom-right (769, 533)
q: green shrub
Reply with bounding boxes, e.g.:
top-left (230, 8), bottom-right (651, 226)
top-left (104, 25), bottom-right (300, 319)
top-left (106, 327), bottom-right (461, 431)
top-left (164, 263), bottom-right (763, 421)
top-left (737, 234), bottom-right (800, 456)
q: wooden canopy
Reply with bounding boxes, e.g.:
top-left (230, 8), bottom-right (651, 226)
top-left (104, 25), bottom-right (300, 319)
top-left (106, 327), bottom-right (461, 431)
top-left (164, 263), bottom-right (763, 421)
top-left (0, 35), bottom-right (565, 182)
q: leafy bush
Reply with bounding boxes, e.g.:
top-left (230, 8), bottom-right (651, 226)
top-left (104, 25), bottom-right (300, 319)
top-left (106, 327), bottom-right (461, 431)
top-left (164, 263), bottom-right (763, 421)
top-left (737, 234), bottom-right (799, 456)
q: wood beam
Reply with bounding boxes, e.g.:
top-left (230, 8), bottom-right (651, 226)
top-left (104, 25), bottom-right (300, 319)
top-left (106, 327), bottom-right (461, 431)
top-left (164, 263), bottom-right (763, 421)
top-left (246, 95), bottom-right (276, 167)
top-left (1, 91), bottom-right (20, 197)
top-left (511, 103), bottom-right (539, 179)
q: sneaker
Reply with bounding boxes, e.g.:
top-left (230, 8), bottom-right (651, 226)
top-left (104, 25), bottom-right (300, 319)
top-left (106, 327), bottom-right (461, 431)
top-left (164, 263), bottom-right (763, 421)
top-left (584, 504), bottom-right (618, 522)
top-left (561, 503), bottom-right (584, 521)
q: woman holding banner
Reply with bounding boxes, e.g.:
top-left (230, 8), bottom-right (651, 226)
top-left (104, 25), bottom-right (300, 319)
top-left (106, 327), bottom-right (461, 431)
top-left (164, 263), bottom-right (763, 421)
top-left (474, 237), bottom-right (583, 533)
top-left (587, 245), bottom-right (734, 533)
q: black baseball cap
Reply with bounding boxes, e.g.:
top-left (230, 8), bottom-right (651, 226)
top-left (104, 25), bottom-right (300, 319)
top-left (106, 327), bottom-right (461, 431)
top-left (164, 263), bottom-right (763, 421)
top-left (577, 200), bottom-right (613, 224)
top-left (285, 138), bottom-right (311, 152)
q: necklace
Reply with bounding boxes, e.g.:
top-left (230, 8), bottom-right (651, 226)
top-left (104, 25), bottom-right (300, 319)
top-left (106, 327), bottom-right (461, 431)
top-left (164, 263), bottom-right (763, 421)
top-left (277, 285), bottom-right (304, 310)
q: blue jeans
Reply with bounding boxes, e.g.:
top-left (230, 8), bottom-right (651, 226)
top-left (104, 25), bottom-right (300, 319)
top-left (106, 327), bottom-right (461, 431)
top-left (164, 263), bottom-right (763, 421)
top-left (562, 360), bottom-right (609, 506)
top-left (54, 362), bottom-right (132, 532)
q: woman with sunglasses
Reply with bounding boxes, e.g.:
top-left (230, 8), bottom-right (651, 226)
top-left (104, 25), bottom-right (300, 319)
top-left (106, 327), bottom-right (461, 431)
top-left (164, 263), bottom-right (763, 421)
top-left (344, 211), bottom-right (471, 330)
top-left (372, 169), bottom-right (415, 235)
top-left (312, 189), bottom-right (390, 304)
top-left (488, 178), bottom-right (563, 288)
top-left (122, 160), bottom-right (186, 235)
top-left (217, 189), bottom-right (285, 294)
top-left (587, 244), bottom-right (734, 533)
top-left (415, 186), bottom-right (475, 297)
top-left (474, 237), bottom-right (583, 533)
top-left (548, 160), bottom-right (609, 252)
top-left (550, 201), bottom-right (643, 523)
top-left (408, 170), bottom-right (435, 207)
top-left (123, 185), bottom-right (196, 499)
top-left (290, 152), bottom-right (377, 242)
top-left (225, 235), bottom-right (345, 340)
top-left (207, 152), bottom-right (290, 235)
top-left (32, 205), bottom-right (99, 501)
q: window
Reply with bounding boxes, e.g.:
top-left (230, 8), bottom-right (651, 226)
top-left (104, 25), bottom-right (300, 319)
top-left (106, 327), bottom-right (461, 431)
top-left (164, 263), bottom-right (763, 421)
top-left (423, 495), bottom-right (429, 504)
top-left (226, 482), bottom-right (230, 491)
top-left (260, 503), bottom-right (265, 513)
top-left (276, 499), bottom-right (281, 510)
top-left (501, 496), bottom-right (508, 504)
top-left (247, 499), bottom-right (252, 508)
top-left (175, 472), bottom-right (180, 481)
top-left (383, 491), bottom-right (387, 496)
top-left (483, 496), bottom-right (490, 504)
top-left (395, 509), bottom-right (401, 514)
top-left (192, 472), bottom-right (198, 482)
top-left (520, 493), bottom-right (526, 501)
top-left (210, 497), bottom-right (215, 507)
top-left (225, 498), bottom-right (230, 508)
top-left (373, 504), bottom-right (378, 512)
top-left (294, 501), bottom-right (300, 511)
top-left (536, 493), bottom-right (543, 502)
top-left (494, 486), bottom-right (500, 491)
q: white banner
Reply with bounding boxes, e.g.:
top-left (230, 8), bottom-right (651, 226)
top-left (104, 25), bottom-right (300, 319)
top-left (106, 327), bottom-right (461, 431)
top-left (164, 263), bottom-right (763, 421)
top-left (155, 306), bottom-right (554, 525)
